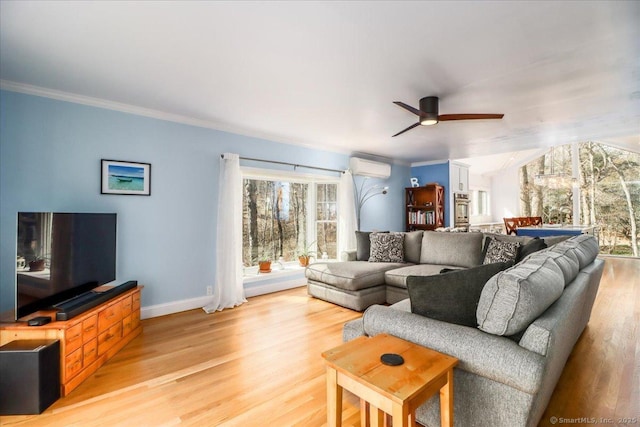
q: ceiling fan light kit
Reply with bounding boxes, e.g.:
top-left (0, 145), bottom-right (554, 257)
top-left (393, 96), bottom-right (504, 136)
top-left (419, 96), bottom-right (439, 126)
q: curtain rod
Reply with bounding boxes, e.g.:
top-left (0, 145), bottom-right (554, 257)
top-left (221, 154), bottom-right (345, 174)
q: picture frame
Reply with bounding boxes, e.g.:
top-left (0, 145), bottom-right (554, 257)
top-left (101, 159), bottom-right (151, 196)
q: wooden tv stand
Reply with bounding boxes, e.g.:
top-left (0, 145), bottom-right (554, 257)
top-left (0, 286), bottom-right (142, 396)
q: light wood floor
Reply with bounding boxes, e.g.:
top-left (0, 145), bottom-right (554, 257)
top-left (1, 257), bottom-right (637, 426)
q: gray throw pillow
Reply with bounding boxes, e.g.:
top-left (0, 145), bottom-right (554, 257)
top-left (369, 232), bottom-right (404, 263)
top-left (407, 262), bottom-right (511, 327)
top-left (515, 238), bottom-right (547, 263)
top-left (355, 231), bottom-right (372, 261)
top-left (483, 237), bottom-right (521, 264)
top-left (403, 230), bottom-right (423, 264)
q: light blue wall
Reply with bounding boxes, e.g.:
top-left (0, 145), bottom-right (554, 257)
top-left (0, 90), bottom-right (409, 312)
top-left (410, 162), bottom-right (451, 226)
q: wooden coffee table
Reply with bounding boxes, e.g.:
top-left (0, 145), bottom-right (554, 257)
top-left (322, 333), bottom-right (458, 427)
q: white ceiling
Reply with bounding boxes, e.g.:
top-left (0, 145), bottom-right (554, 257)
top-left (1, 1), bottom-right (639, 168)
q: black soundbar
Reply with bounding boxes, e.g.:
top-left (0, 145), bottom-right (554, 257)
top-left (55, 280), bottom-right (138, 321)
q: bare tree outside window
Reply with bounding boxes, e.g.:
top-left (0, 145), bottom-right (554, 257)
top-left (242, 178), bottom-right (338, 267)
top-left (519, 142), bottom-right (639, 256)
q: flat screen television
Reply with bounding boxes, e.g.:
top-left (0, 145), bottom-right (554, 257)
top-left (15, 212), bottom-right (117, 320)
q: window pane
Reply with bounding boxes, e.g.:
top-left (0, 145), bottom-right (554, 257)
top-left (316, 183), bottom-right (338, 259)
top-left (317, 222), bottom-right (337, 259)
top-left (317, 184), bottom-right (326, 202)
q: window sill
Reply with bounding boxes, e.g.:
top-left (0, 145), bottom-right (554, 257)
top-left (243, 263), bottom-right (306, 283)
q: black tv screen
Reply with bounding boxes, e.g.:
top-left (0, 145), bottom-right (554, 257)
top-left (16, 212), bottom-right (117, 320)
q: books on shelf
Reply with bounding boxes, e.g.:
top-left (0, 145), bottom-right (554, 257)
top-left (408, 210), bottom-right (436, 225)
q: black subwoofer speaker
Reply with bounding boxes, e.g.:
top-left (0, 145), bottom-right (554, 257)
top-left (0, 339), bottom-right (60, 415)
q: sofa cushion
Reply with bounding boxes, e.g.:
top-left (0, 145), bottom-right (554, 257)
top-left (477, 256), bottom-right (565, 336)
top-left (384, 263), bottom-right (462, 288)
top-left (420, 231), bottom-right (484, 268)
top-left (482, 237), bottom-right (521, 264)
top-left (526, 247), bottom-right (580, 286)
top-left (554, 234), bottom-right (599, 268)
top-left (515, 238), bottom-right (547, 263)
top-left (369, 232), bottom-right (405, 262)
top-left (403, 230), bottom-right (423, 264)
top-left (407, 262), bottom-right (511, 327)
top-left (305, 261), bottom-right (406, 291)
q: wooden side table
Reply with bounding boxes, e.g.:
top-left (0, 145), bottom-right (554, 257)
top-left (322, 333), bottom-right (458, 427)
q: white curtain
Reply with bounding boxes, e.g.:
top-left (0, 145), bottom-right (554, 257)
top-left (203, 153), bottom-right (247, 313)
top-left (338, 170), bottom-right (357, 257)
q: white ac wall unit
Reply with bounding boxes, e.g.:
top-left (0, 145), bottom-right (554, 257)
top-left (349, 157), bottom-right (391, 178)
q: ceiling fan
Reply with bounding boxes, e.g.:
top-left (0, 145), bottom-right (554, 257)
top-left (392, 96), bottom-right (504, 137)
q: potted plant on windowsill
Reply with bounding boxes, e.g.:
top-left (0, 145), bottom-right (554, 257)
top-left (258, 249), bottom-right (274, 273)
top-left (28, 256), bottom-right (46, 272)
top-left (258, 259), bottom-right (272, 273)
top-left (298, 241), bottom-right (316, 267)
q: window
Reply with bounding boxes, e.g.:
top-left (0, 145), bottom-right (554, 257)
top-left (471, 190), bottom-right (490, 216)
top-left (519, 142), bottom-right (640, 257)
top-left (242, 170), bottom-right (339, 268)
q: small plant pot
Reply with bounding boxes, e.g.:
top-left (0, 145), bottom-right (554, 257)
top-left (258, 261), bottom-right (272, 273)
top-left (29, 259), bottom-right (46, 272)
top-left (298, 255), bottom-right (313, 267)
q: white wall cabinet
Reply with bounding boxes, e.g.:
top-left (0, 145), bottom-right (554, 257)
top-left (450, 162), bottom-right (469, 194)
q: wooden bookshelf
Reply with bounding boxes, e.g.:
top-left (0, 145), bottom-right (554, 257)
top-left (405, 184), bottom-right (444, 231)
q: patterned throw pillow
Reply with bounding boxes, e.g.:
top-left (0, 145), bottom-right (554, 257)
top-left (483, 237), bottom-right (521, 264)
top-left (369, 233), bottom-right (405, 263)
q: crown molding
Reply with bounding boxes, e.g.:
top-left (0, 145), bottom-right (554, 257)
top-left (0, 79), bottom-right (223, 130)
top-left (0, 79), bottom-right (358, 156)
top-left (0, 80), bottom-right (418, 165)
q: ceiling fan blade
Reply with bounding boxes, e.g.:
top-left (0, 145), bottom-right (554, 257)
top-left (393, 101), bottom-right (423, 116)
top-left (392, 122), bottom-right (421, 137)
top-left (438, 113), bottom-right (504, 121)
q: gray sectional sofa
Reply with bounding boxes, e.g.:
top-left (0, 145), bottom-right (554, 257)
top-left (306, 230), bottom-right (561, 311)
top-left (335, 233), bottom-right (603, 427)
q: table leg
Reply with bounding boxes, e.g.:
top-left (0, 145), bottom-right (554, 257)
top-left (392, 403), bottom-right (410, 427)
top-left (439, 368), bottom-right (454, 427)
top-left (360, 399), bottom-right (369, 426)
top-left (326, 367), bottom-right (343, 427)
top-left (369, 404), bottom-right (385, 427)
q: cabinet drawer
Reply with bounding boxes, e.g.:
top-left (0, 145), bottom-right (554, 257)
top-left (65, 348), bottom-right (83, 379)
top-left (122, 314), bottom-right (133, 337)
top-left (83, 315), bottom-right (98, 342)
top-left (121, 295), bottom-right (133, 316)
top-left (98, 322), bottom-right (122, 355)
top-left (98, 301), bottom-right (123, 331)
top-left (83, 339), bottom-right (98, 366)
top-left (132, 291), bottom-right (141, 310)
top-left (132, 311), bottom-right (141, 330)
top-left (66, 322), bottom-right (83, 354)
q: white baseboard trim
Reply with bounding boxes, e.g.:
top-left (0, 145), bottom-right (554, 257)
top-left (140, 295), bottom-right (211, 320)
top-left (244, 278), bottom-right (305, 298)
top-left (140, 280), bottom-right (306, 319)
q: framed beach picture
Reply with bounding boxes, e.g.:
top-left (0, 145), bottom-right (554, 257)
top-left (101, 159), bottom-right (151, 196)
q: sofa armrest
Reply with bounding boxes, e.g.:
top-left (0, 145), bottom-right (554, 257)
top-left (343, 318), bottom-right (365, 342)
top-left (362, 305), bottom-right (545, 395)
top-left (341, 250), bottom-right (357, 261)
